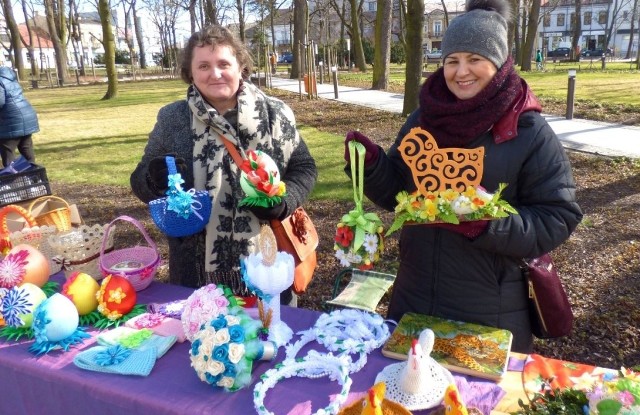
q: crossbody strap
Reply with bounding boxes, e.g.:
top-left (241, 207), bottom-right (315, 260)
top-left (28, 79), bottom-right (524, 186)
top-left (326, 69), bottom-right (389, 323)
top-left (218, 133), bottom-right (245, 169)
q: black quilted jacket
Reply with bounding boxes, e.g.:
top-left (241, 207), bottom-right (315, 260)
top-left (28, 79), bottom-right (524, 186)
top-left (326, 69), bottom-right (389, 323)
top-left (360, 109), bottom-right (582, 352)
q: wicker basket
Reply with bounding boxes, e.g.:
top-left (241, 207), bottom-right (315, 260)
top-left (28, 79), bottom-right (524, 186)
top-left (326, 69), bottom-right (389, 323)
top-left (338, 398), bottom-right (413, 415)
top-left (99, 215), bottom-right (160, 291)
top-left (28, 195), bottom-right (73, 232)
top-left (47, 224), bottom-right (116, 280)
top-left (0, 204), bottom-right (38, 255)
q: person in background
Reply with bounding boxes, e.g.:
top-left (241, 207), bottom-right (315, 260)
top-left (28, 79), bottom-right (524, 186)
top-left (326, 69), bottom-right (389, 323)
top-left (131, 25), bottom-right (317, 305)
top-left (344, 0), bottom-right (582, 352)
top-left (535, 49), bottom-right (543, 70)
top-left (0, 66), bottom-right (38, 167)
top-left (270, 52), bottom-right (278, 75)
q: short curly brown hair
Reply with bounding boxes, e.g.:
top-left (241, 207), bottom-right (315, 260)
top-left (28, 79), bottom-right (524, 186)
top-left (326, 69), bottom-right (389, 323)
top-left (180, 25), bottom-right (254, 84)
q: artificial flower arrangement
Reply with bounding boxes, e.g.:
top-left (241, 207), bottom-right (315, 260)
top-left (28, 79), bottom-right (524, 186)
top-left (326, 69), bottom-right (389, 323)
top-left (386, 184), bottom-right (517, 236)
top-left (189, 306), bottom-right (276, 392)
top-left (516, 367), bottom-right (640, 415)
top-left (238, 150), bottom-right (286, 208)
top-left (334, 141), bottom-right (385, 270)
top-left (181, 283), bottom-right (243, 342)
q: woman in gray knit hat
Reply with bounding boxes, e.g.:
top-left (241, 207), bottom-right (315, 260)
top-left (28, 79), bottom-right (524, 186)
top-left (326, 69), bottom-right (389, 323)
top-left (131, 25), bottom-right (317, 305)
top-left (344, 0), bottom-right (582, 352)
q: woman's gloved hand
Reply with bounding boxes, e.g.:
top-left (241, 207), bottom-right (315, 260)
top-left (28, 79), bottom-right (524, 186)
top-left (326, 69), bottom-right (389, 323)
top-left (433, 220), bottom-right (490, 239)
top-left (344, 131), bottom-right (379, 166)
top-left (247, 201), bottom-right (287, 221)
top-left (147, 154), bottom-right (187, 192)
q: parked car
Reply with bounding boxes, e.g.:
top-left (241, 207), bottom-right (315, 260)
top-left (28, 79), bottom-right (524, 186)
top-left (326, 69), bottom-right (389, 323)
top-left (278, 52), bottom-right (293, 64)
top-left (580, 48), bottom-right (610, 58)
top-left (425, 49), bottom-right (442, 60)
top-left (546, 47), bottom-right (571, 58)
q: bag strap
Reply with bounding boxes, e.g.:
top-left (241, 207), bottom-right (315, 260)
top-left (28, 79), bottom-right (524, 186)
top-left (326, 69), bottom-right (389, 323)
top-left (218, 134), bottom-right (245, 169)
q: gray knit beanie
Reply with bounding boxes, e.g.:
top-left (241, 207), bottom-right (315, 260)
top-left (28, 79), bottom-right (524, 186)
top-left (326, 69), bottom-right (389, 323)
top-left (441, 0), bottom-right (511, 69)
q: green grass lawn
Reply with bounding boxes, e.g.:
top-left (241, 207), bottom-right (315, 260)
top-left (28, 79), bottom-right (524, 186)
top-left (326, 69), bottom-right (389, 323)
top-left (24, 66), bottom-right (639, 201)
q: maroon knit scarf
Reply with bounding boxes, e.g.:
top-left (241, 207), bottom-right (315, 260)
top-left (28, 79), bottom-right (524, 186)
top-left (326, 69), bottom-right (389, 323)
top-left (419, 57), bottom-right (523, 148)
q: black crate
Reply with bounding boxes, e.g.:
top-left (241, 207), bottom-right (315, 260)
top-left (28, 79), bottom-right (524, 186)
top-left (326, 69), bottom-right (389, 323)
top-left (0, 166), bottom-right (52, 207)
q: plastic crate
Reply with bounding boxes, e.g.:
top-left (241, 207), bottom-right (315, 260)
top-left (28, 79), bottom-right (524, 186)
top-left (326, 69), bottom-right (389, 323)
top-left (0, 166), bottom-right (51, 207)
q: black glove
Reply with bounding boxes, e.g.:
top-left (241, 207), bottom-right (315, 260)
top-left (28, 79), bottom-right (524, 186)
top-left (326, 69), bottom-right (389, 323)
top-left (247, 201), bottom-right (287, 221)
top-left (344, 131), bottom-right (379, 166)
top-left (147, 154), bottom-right (187, 192)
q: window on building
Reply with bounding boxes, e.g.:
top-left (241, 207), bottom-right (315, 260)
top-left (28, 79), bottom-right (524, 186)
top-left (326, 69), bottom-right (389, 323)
top-left (368, 1), bottom-right (376, 11)
top-left (598, 11), bottom-right (607, 25)
top-left (583, 11), bottom-right (591, 25)
top-left (434, 21), bottom-right (442, 37)
top-left (622, 11), bottom-right (628, 20)
top-left (570, 12), bottom-right (575, 29)
top-left (557, 13), bottom-right (565, 26)
top-left (543, 13), bottom-right (551, 27)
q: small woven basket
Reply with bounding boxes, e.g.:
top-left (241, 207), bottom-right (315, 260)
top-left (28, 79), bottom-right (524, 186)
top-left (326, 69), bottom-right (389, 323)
top-left (0, 204), bottom-right (38, 255)
top-left (28, 195), bottom-right (72, 232)
top-left (99, 215), bottom-right (160, 291)
top-left (47, 223), bottom-right (116, 280)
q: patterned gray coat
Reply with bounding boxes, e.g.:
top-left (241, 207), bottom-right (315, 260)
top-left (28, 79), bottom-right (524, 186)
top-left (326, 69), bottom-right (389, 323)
top-left (130, 89), bottom-right (317, 289)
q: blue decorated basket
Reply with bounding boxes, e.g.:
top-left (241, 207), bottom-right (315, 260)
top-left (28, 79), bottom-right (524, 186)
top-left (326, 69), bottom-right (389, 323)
top-left (149, 156), bottom-right (211, 238)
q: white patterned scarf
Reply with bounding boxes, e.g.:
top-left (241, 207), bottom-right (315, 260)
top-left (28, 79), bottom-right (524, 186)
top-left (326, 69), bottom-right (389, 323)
top-left (187, 82), bottom-right (298, 294)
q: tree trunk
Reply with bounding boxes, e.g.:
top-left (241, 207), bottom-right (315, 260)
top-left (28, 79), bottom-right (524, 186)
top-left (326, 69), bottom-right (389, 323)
top-left (521, 0), bottom-right (540, 71)
top-left (625, 0), bottom-right (638, 59)
top-left (236, 0), bottom-right (245, 41)
top-left (571, 0), bottom-right (581, 60)
top-left (292, 0), bottom-right (306, 79)
top-left (402, 0), bottom-right (424, 116)
top-left (21, 0), bottom-right (39, 78)
top-left (43, 0), bottom-right (67, 86)
top-left (372, 0), bottom-right (391, 89)
top-left (132, 4), bottom-right (147, 69)
top-left (2, 0), bottom-right (26, 80)
top-left (349, 0), bottom-right (367, 72)
top-left (98, 0), bottom-right (117, 100)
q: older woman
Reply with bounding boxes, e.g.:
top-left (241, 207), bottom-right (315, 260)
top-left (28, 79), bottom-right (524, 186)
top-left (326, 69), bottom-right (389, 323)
top-left (344, 0), bottom-right (582, 352)
top-left (131, 25), bottom-right (317, 304)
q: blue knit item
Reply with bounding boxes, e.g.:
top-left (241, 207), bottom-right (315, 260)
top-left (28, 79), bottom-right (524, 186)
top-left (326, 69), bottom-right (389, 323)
top-left (73, 345), bottom-right (157, 376)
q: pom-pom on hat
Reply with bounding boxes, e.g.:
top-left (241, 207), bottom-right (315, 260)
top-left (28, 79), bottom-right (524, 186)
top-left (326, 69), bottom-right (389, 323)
top-left (441, 0), bottom-right (512, 69)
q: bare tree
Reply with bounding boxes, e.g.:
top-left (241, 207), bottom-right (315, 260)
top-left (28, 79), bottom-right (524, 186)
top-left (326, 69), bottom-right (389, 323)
top-left (98, 0), bottom-right (117, 98)
top-left (290, 0), bottom-right (306, 78)
top-left (625, 0), bottom-right (638, 59)
top-left (329, 0), bottom-right (367, 71)
top-left (372, 0), bottom-right (391, 89)
top-left (43, 0), bottom-right (68, 85)
top-left (402, 0), bottom-right (424, 116)
top-left (2, 0), bottom-right (26, 79)
top-left (521, 0), bottom-right (540, 70)
top-left (21, 0), bottom-right (40, 78)
top-left (571, 0), bottom-right (581, 59)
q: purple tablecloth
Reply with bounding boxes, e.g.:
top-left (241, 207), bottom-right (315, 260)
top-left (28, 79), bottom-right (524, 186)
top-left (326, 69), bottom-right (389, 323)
top-left (0, 274), bottom-right (503, 414)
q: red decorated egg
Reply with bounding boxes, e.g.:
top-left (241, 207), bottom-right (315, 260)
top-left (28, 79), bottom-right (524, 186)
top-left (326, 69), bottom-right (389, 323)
top-left (62, 271), bottom-right (100, 315)
top-left (0, 244), bottom-right (50, 289)
top-left (96, 274), bottom-right (137, 320)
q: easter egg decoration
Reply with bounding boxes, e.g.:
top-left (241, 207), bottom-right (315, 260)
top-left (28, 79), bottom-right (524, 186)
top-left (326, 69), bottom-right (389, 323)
top-left (93, 274), bottom-right (145, 329)
top-left (28, 293), bottom-right (90, 355)
top-left (0, 283), bottom-right (47, 341)
top-left (238, 150), bottom-right (286, 207)
top-left (0, 244), bottom-right (50, 289)
top-left (62, 271), bottom-right (100, 316)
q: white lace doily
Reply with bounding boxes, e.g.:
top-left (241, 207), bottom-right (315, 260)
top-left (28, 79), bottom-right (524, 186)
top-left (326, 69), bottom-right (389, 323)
top-left (375, 358), bottom-right (454, 411)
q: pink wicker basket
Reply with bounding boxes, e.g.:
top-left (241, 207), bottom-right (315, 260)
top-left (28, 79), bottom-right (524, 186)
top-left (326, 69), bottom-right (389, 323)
top-left (99, 215), bottom-right (160, 291)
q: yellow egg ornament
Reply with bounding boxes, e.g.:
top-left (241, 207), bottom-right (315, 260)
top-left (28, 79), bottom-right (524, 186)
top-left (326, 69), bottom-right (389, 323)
top-left (62, 271), bottom-right (100, 315)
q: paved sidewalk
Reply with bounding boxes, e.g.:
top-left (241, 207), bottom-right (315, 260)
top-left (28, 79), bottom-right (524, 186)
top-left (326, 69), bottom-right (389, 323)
top-left (268, 76), bottom-right (640, 159)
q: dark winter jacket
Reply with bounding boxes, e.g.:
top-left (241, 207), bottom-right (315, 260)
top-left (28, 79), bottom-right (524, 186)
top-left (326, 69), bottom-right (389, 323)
top-left (0, 67), bottom-right (39, 139)
top-left (362, 109), bottom-right (582, 353)
top-left (130, 98), bottom-right (317, 288)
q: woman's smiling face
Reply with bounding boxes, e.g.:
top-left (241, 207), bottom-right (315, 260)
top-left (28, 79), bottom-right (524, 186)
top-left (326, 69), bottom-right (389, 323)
top-left (443, 52), bottom-right (498, 100)
top-left (190, 44), bottom-right (243, 113)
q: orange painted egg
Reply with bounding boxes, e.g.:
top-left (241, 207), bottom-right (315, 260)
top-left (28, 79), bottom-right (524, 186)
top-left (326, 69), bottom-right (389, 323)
top-left (62, 271), bottom-right (100, 315)
top-left (96, 274), bottom-right (137, 320)
top-left (0, 244), bottom-right (50, 289)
